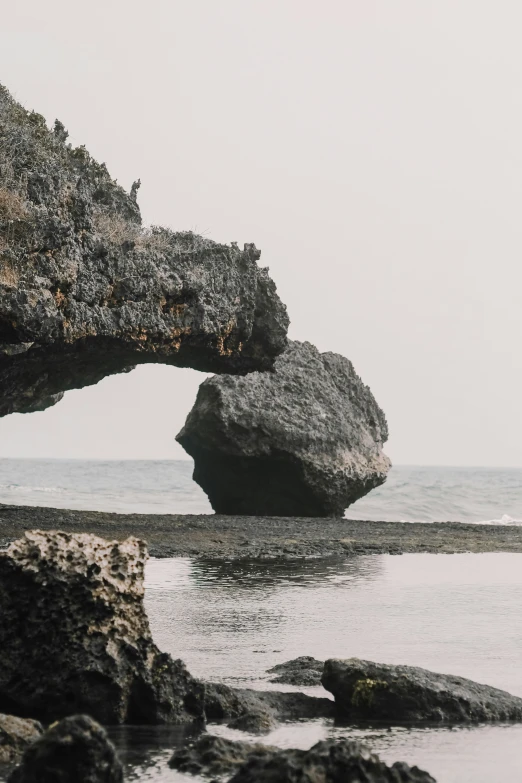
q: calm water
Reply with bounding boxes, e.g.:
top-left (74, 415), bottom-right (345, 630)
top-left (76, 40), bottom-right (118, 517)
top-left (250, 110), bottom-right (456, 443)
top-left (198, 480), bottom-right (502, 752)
top-left (0, 553), bottom-right (520, 781)
top-left (114, 553), bottom-right (522, 783)
top-left (0, 459), bottom-right (521, 523)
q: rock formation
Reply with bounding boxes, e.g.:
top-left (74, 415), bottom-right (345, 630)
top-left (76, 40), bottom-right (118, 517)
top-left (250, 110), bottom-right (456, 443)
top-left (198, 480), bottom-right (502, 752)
top-left (267, 656), bottom-right (324, 686)
top-left (0, 84), bottom-right (288, 417)
top-left (0, 714), bottom-right (42, 764)
top-left (169, 734), bottom-right (277, 777)
top-left (174, 737), bottom-right (435, 783)
top-left (8, 715), bottom-right (123, 783)
top-left (322, 657), bottom-right (522, 723)
top-left (177, 340), bottom-right (390, 516)
top-left (204, 683), bottom-right (334, 726)
top-left (0, 530), bottom-right (205, 724)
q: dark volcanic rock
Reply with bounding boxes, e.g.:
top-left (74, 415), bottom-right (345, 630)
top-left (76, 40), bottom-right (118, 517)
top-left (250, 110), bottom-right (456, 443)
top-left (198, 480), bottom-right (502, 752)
top-left (227, 711), bottom-right (276, 734)
top-left (204, 683), bottom-right (334, 725)
top-left (8, 715), bottom-right (123, 783)
top-left (227, 738), bottom-right (435, 783)
top-left (169, 734), bottom-right (276, 777)
top-left (0, 714), bottom-right (42, 764)
top-left (177, 340), bottom-right (390, 516)
top-left (0, 84), bottom-right (288, 417)
top-left (322, 657), bottom-right (522, 723)
top-left (267, 656), bottom-right (324, 686)
top-left (0, 530), bottom-right (205, 724)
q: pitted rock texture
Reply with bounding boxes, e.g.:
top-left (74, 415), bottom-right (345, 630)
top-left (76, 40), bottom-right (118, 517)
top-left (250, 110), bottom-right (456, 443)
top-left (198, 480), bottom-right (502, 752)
top-left (177, 340), bottom-right (390, 516)
top-left (227, 738), bottom-right (435, 783)
top-left (0, 530), bottom-right (204, 724)
top-left (0, 714), bottom-right (43, 764)
top-left (322, 658), bottom-right (522, 723)
top-left (8, 715), bottom-right (123, 783)
top-left (0, 84), bottom-right (288, 417)
top-left (267, 656), bottom-right (324, 686)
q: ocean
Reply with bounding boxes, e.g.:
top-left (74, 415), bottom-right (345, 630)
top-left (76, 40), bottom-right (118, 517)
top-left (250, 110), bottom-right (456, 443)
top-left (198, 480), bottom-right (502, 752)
top-left (0, 458), bottom-right (520, 523)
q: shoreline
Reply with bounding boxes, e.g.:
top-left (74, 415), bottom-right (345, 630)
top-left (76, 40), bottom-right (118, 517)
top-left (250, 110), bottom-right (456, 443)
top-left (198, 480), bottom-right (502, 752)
top-left (1, 503), bottom-right (522, 558)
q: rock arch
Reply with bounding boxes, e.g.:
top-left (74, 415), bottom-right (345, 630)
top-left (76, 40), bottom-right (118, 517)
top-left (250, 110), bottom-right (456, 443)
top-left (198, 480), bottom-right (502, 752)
top-left (0, 84), bottom-right (288, 417)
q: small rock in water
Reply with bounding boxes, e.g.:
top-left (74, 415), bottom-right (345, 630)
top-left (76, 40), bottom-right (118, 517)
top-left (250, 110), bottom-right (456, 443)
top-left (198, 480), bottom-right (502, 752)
top-left (204, 682), bottom-right (334, 725)
top-left (209, 737), bottom-right (435, 783)
top-left (0, 715), bottom-right (43, 764)
top-left (169, 734), bottom-right (277, 777)
top-left (267, 656), bottom-right (325, 686)
top-left (0, 530), bottom-right (205, 724)
top-left (7, 715), bottom-right (123, 783)
top-left (227, 711), bottom-right (276, 734)
top-left (177, 340), bottom-right (390, 517)
top-left (322, 657), bottom-right (522, 723)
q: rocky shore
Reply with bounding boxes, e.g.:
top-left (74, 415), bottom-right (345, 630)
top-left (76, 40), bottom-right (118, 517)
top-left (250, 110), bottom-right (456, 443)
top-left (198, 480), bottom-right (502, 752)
top-left (1, 504), bottom-right (521, 558)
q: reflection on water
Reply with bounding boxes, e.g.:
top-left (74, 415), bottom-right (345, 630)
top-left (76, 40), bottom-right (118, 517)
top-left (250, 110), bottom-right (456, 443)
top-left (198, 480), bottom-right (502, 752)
top-left (107, 725), bottom-right (200, 782)
top-left (142, 553), bottom-right (522, 782)
top-left (145, 553), bottom-right (522, 696)
top-left (1, 554), bottom-right (521, 783)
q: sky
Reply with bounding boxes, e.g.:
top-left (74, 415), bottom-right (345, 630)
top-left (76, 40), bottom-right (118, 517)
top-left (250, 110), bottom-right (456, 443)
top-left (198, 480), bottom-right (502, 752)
top-left (0, 1), bottom-right (521, 466)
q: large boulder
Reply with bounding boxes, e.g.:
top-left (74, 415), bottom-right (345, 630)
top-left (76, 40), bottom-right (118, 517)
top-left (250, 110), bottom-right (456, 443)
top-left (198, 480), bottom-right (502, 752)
top-left (177, 340), bottom-right (390, 516)
top-left (0, 714), bottom-right (42, 764)
top-left (0, 530), bottom-right (205, 724)
top-left (0, 84), bottom-right (288, 417)
top-left (322, 657), bottom-right (522, 723)
top-left (225, 738), bottom-right (434, 783)
top-left (8, 715), bottom-right (123, 783)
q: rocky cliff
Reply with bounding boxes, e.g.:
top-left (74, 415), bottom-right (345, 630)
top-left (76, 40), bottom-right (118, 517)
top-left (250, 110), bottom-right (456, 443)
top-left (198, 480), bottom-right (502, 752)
top-left (0, 85), bottom-right (288, 416)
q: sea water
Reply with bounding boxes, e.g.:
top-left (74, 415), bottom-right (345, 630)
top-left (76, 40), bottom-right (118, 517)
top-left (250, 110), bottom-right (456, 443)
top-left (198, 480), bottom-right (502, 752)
top-left (117, 552), bottom-right (522, 783)
top-left (0, 459), bottom-right (521, 523)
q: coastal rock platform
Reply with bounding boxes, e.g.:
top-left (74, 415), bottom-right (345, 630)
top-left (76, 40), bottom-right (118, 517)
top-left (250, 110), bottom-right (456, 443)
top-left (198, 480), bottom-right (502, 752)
top-left (1, 505), bottom-right (522, 558)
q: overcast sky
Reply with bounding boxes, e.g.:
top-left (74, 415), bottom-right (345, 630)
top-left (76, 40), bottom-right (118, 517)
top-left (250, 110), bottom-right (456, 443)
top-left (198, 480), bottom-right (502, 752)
top-left (0, 1), bottom-right (521, 466)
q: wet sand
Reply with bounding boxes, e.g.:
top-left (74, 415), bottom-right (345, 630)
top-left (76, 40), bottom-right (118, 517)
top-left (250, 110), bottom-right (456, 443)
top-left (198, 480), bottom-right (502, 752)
top-left (1, 503), bottom-right (522, 558)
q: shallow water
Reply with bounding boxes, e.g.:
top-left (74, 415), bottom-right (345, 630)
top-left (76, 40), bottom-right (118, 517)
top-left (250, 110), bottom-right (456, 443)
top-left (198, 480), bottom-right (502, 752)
top-left (137, 553), bottom-right (522, 782)
top-left (1, 459), bottom-right (521, 523)
top-left (1, 553), bottom-right (521, 782)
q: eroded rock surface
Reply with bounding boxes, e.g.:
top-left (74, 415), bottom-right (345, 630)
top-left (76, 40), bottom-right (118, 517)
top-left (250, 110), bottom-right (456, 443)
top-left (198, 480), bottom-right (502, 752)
top-left (0, 714), bottom-right (42, 764)
top-left (8, 715), bottom-right (123, 783)
top-left (0, 84), bottom-right (288, 417)
top-left (322, 658), bottom-right (522, 723)
top-left (267, 656), bottom-right (324, 686)
top-left (0, 530), bottom-right (204, 724)
top-left (206, 738), bottom-right (435, 783)
top-left (169, 734), bottom-right (277, 777)
top-left (177, 340), bottom-right (390, 516)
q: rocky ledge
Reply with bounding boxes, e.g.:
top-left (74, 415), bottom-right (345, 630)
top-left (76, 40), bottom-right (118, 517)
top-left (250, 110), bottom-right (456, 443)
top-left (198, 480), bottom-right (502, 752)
top-left (322, 657), bottom-right (522, 723)
top-left (0, 84), bottom-right (288, 417)
top-left (177, 340), bottom-right (390, 517)
top-left (0, 530), bottom-right (204, 724)
top-left (267, 656), bottom-right (324, 686)
top-left (171, 735), bottom-right (435, 783)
